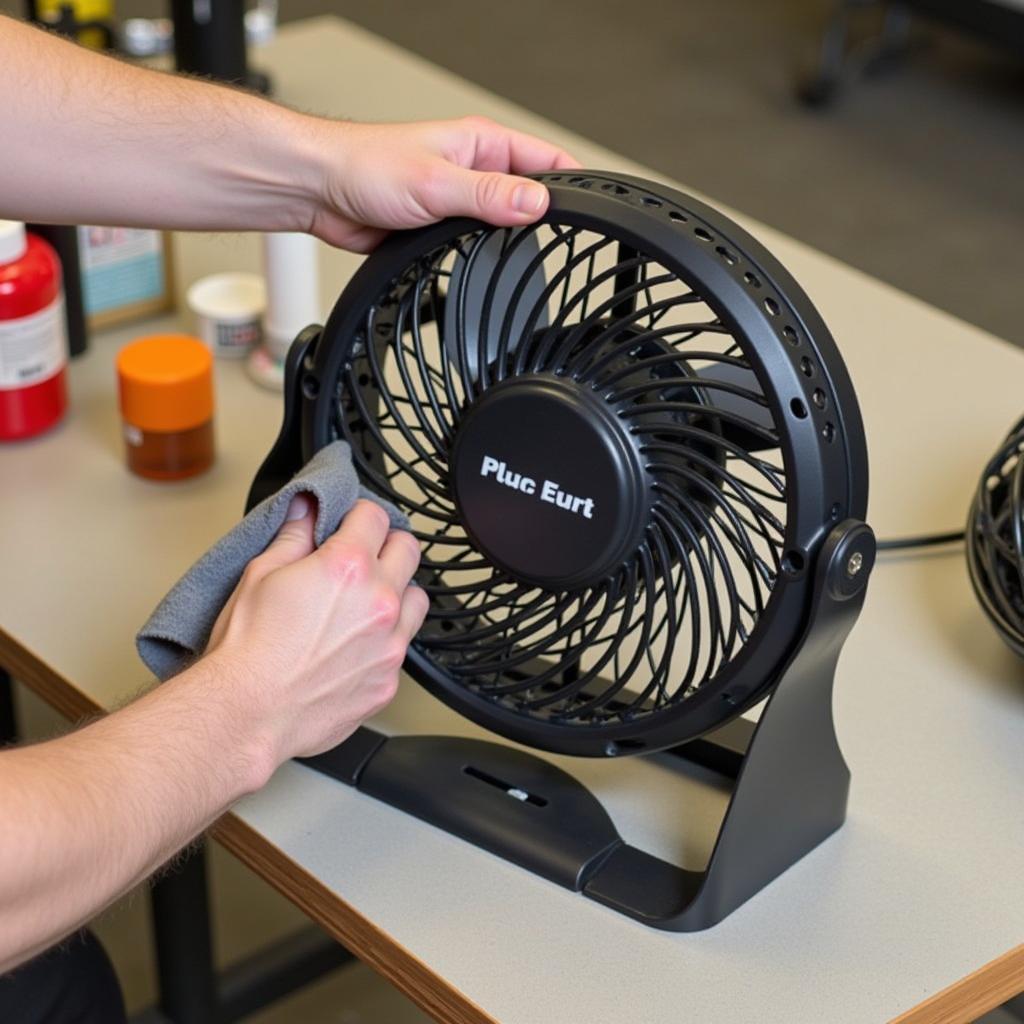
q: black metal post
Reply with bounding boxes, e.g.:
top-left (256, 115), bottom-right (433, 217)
top-left (27, 225), bottom-right (89, 358)
top-left (0, 668), bottom-right (17, 746)
top-left (150, 844), bottom-right (219, 1024)
top-left (170, 0), bottom-right (248, 83)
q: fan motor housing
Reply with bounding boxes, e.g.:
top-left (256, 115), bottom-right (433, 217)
top-left (451, 374), bottom-right (650, 591)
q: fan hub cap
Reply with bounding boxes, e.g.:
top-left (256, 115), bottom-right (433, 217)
top-left (451, 375), bottom-right (649, 590)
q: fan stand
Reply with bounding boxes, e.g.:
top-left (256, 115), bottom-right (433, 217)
top-left (298, 519), bottom-right (873, 932)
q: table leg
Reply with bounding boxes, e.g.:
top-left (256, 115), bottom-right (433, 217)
top-left (1, 667), bottom-right (17, 745)
top-left (150, 843), bottom-right (219, 1024)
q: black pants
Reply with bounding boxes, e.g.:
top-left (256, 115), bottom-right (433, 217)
top-left (0, 930), bottom-right (126, 1024)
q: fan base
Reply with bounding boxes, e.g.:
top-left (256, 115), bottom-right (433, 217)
top-left (298, 520), bottom-right (873, 931)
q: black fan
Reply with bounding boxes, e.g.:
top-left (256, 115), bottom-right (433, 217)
top-left (968, 416), bottom-right (1024, 658)
top-left (250, 172), bottom-right (875, 930)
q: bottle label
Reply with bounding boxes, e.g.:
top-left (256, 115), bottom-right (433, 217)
top-left (0, 298), bottom-right (68, 391)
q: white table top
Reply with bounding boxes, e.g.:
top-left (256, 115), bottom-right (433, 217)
top-left (1, 16), bottom-right (1023, 1024)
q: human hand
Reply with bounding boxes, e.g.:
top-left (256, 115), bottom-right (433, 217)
top-left (204, 497), bottom-right (428, 767)
top-left (303, 116), bottom-right (581, 251)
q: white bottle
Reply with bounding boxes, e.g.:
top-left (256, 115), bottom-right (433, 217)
top-left (247, 232), bottom-right (321, 390)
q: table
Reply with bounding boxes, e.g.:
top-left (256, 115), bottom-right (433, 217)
top-left (1, 15), bottom-right (1022, 1024)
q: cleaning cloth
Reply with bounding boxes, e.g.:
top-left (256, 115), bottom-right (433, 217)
top-left (136, 440), bottom-right (408, 681)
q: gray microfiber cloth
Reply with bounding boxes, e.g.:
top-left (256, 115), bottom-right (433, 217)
top-left (136, 440), bottom-right (408, 681)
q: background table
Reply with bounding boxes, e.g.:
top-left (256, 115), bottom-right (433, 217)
top-left (1, 15), bottom-right (1022, 1024)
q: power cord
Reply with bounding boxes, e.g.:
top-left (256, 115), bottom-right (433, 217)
top-left (876, 529), bottom-right (965, 552)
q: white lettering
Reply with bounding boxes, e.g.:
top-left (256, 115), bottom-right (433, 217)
top-left (479, 456), bottom-right (596, 519)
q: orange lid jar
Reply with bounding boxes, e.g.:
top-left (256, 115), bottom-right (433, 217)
top-left (116, 334), bottom-right (215, 481)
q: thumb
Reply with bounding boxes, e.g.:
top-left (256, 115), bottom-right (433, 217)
top-left (430, 164), bottom-right (549, 226)
top-left (258, 494), bottom-right (317, 573)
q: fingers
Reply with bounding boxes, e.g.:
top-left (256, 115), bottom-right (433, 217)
top-left (378, 529), bottom-right (421, 592)
top-left (208, 495), bottom-right (313, 647)
top-left (462, 117), bottom-right (583, 176)
top-left (319, 499), bottom-right (392, 565)
top-left (428, 162), bottom-right (550, 226)
top-left (396, 584), bottom-right (430, 642)
top-left (424, 118), bottom-right (582, 226)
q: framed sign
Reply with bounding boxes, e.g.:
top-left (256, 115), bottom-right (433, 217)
top-left (77, 227), bottom-right (174, 329)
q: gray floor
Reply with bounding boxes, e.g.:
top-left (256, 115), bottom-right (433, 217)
top-left (5, 1), bottom-right (1024, 1020)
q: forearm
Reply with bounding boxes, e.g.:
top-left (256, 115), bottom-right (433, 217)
top-left (0, 653), bottom-right (272, 972)
top-left (0, 15), bottom-right (324, 232)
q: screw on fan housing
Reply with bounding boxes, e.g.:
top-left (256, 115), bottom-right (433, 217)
top-left (302, 170), bottom-right (868, 755)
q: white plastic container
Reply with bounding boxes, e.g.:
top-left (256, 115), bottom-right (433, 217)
top-left (186, 272), bottom-right (266, 359)
top-left (247, 232), bottom-right (321, 389)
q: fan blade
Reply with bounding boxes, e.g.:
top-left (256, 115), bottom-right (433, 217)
top-left (694, 362), bottom-right (775, 451)
top-left (443, 229), bottom-right (549, 381)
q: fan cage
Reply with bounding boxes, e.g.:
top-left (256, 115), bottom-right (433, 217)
top-left (968, 416), bottom-right (1024, 654)
top-left (331, 219), bottom-right (794, 735)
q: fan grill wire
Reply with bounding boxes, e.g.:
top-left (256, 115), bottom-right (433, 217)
top-left (332, 222), bottom-right (790, 728)
top-left (968, 416), bottom-right (1024, 649)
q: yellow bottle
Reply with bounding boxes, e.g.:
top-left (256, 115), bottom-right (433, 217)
top-left (36, 0), bottom-right (114, 50)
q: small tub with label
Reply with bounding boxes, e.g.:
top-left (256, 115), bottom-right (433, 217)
top-left (116, 334), bottom-right (214, 480)
top-left (186, 272), bottom-right (265, 359)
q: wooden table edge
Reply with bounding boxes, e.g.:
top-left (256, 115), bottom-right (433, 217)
top-left (888, 942), bottom-right (1024, 1024)
top-left (1, 625), bottom-right (1019, 1024)
top-left (212, 814), bottom-right (496, 1024)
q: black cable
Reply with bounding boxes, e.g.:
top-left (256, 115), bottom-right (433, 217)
top-left (876, 529), bottom-right (965, 552)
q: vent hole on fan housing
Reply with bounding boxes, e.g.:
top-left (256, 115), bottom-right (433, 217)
top-left (694, 227), bottom-right (713, 242)
top-left (790, 398), bottom-right (808, 419)
top-left (764, 297), bottom-right (780, 317)
top-left (716, 246), bottom-right (737, 265)
top-left (744, 271), bottom-right (761, 288)
top-left (782, 326), bottom-right (798, 345)
top-left (813, 388), bottom-right (827, 409)
top-left (602, 183), bottom-right (628, 196)
top-left (800, 357), bottom-right (815, 377)
top-left (669, 211), bottom-right (688, 223)
top-left (642, 196), bottom-right (663, 207)
top-left (823, 421), bottom-right (836, 442)
top-left (302, 375), bottom-right (320, 400)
